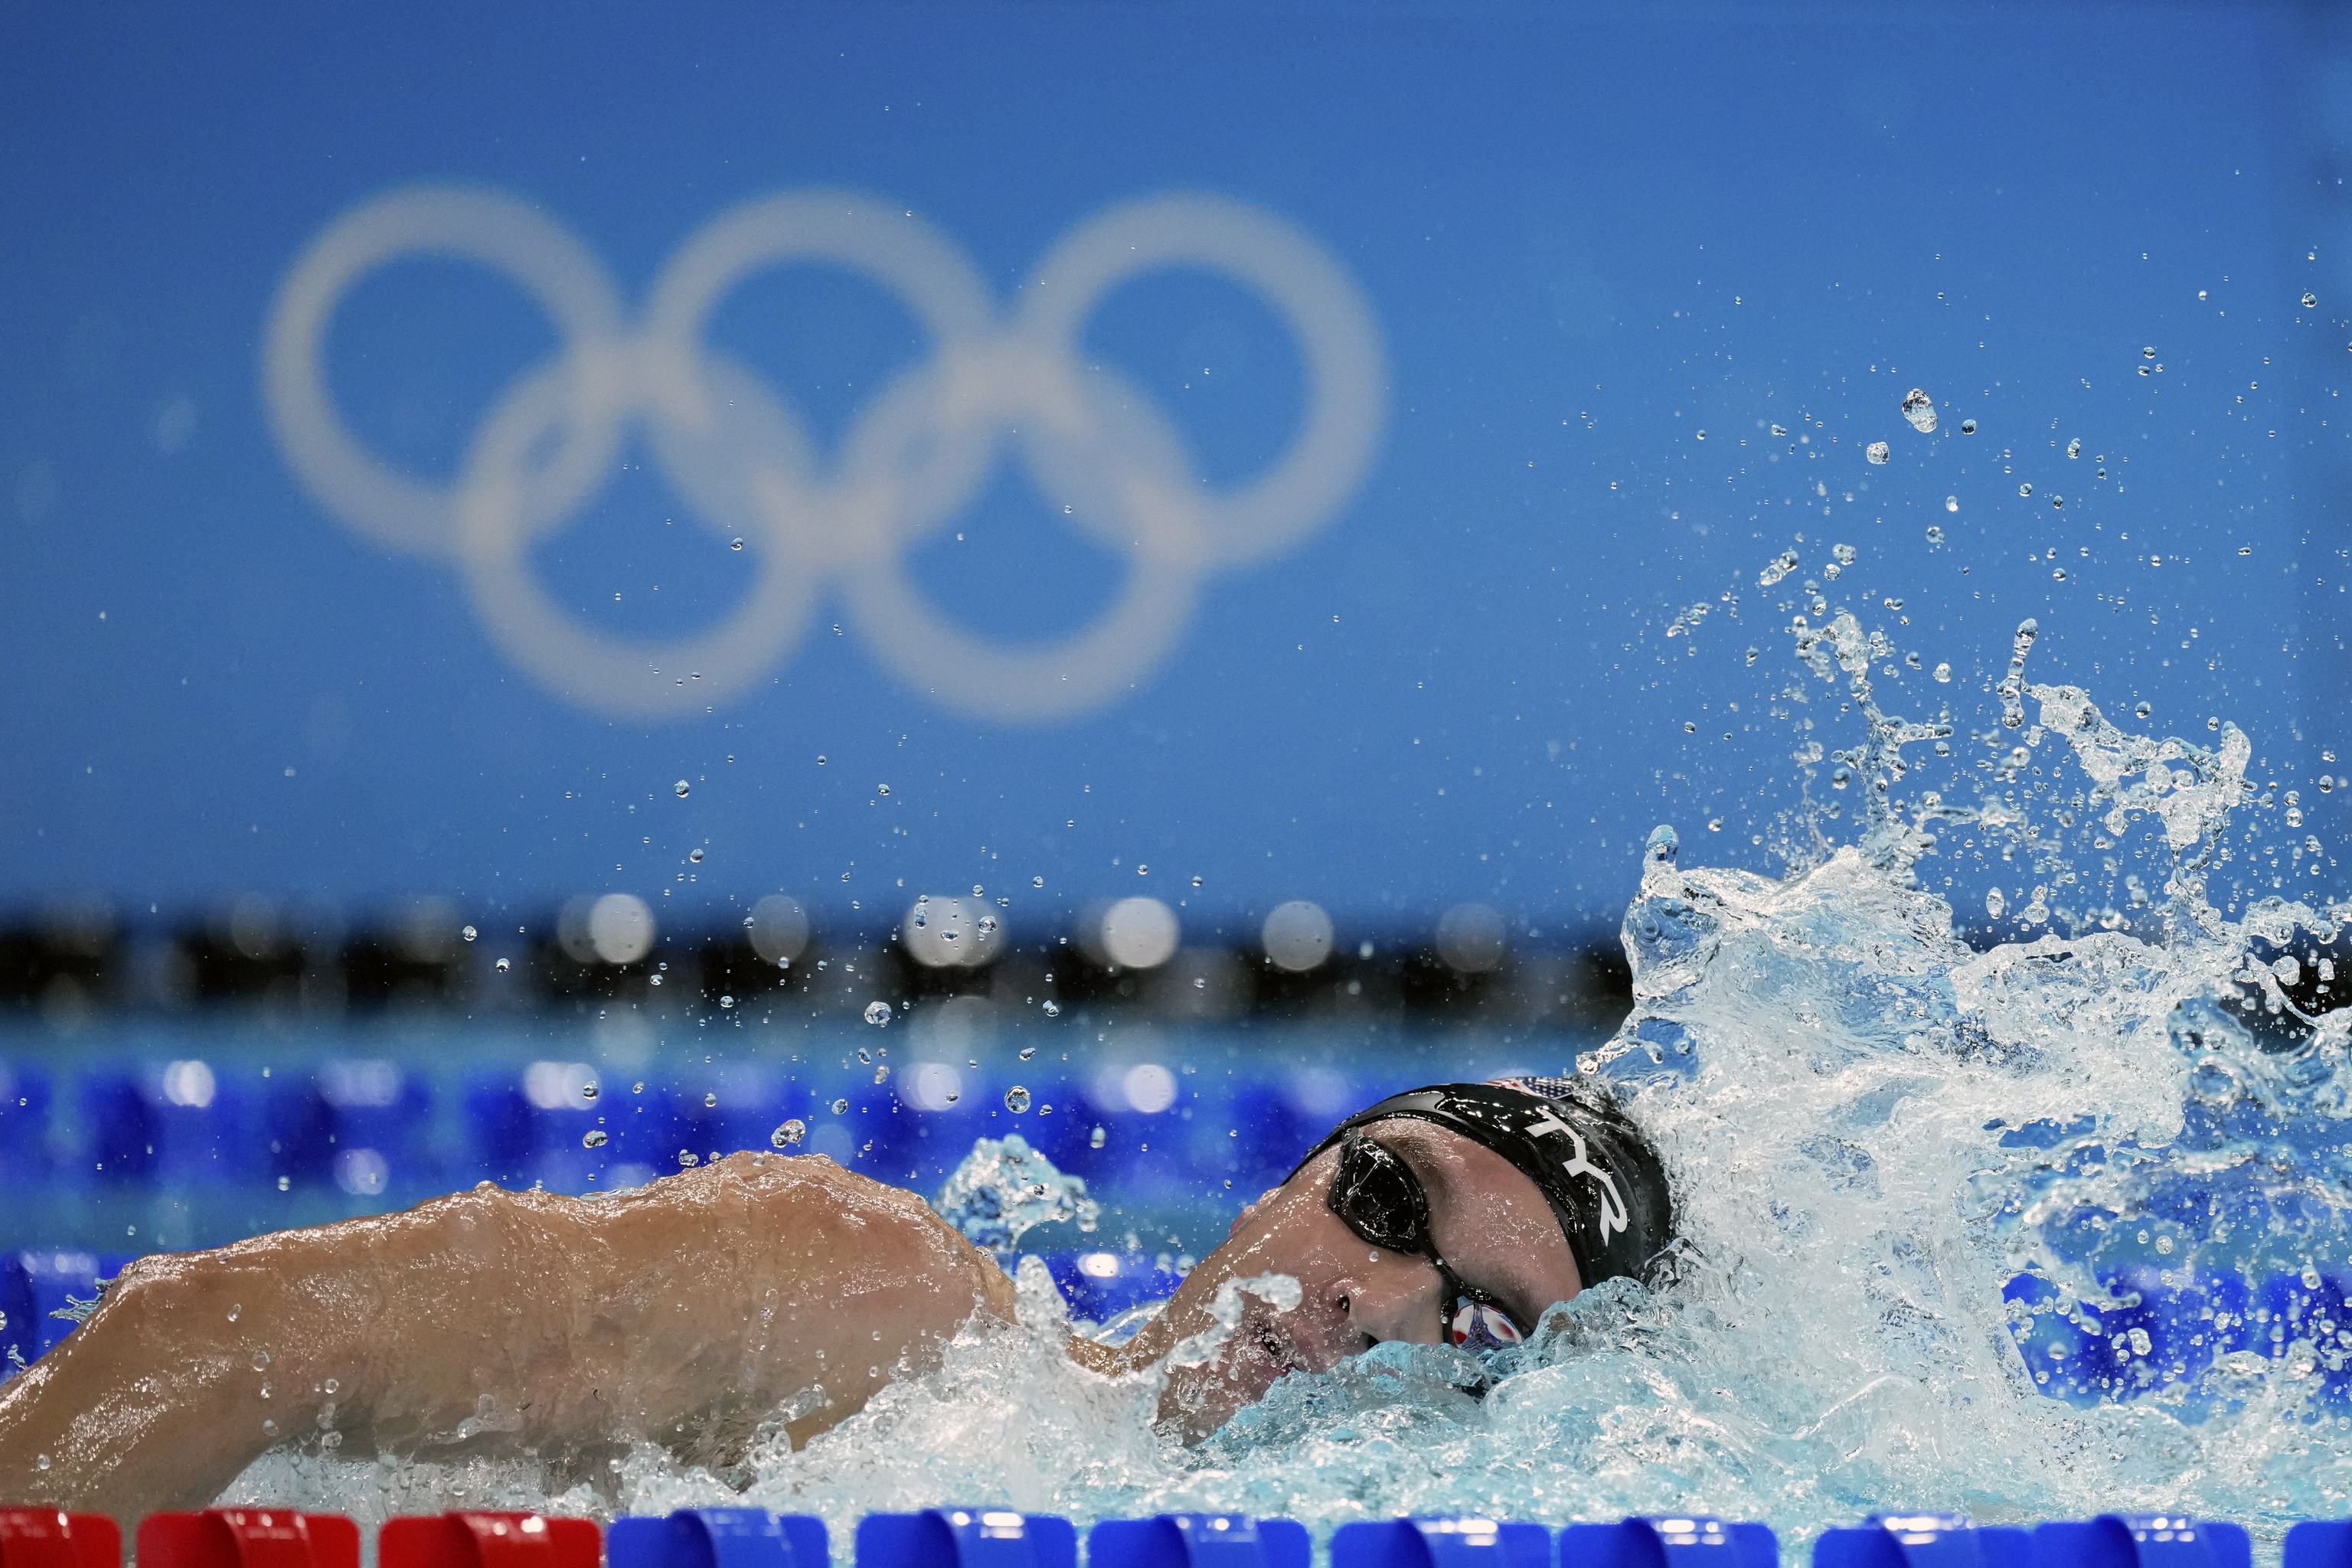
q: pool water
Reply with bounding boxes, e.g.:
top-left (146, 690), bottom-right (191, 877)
top-left (168, 663), bottom-right (2352, 1557)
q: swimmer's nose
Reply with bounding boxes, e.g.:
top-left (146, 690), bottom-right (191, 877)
top-left (1331, 1259), bottom-right (1448, 1351)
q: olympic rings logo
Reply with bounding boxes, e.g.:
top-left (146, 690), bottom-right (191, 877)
top-left (260, 186), bottom-right (1387, 723)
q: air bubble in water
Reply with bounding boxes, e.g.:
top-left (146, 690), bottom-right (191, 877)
top-left (1192, 875), bottom-right (1204, 887)
top-left (674, 780), bottom-right (690, 798)
top-left (830, 1097), bottom-right (848, 1115)
top-left (689, 848), bottom-right (704, 863)
top-left (495, 958), bottom-right (511, 973)
top-left (2135, 701), bottom-right (2153, 719)
top-left (1032, 875), bottom-right (1044, 887)
top-left (678, 1151), bottom-right (698, 1168)
top-left (2143, 345), bottom-right (2158, 358)
top-left (720, 995), bottom-right (733, 1008)
top-left (2322, 777), bottom-right (2335, 794)
top-left (773, 1119), bottom-right (806, 1148)
top-left (2305, 292), bottom-right (2320, 309)
top-left (1901, 388), bottom-right (1937, 433)
top-left (1935, 662), bottom-right (1952, 683)
top-left (1945, 496), bottom-right (1959, 512)
top-left (2019, 483), bottom-right (2033, 497)
top-left (583, 1129), bottom-right (608, 1148)
top-left (730, 537), bottom-right (744, 550)
top-left (1987, 887), bottom-right (2007, 918)
top-left (2053, 568), bottom-right (2067, 580)
top-left (1926, 526), bottom-right (1945, 545)
top-left (1019, 1046), bottom-right (1037, 1060)
top-left (461, 925), bottom-right (477, 942)
top-left (1960, 419), bottom-right (1978, 434)
top-left (1004, 1086), bottom-right (1033, 1113)
top-left (1866, 441), bottom-right (1890, 465)
top-left (1041, 1000), bottom-right (1061, 1018)
top-left (582, 1082), bottom-right (598, 1100)
top-left (2067, 439), bottom-right (2082, 459)
top-left (704, 1092), bottom-right (719, 1108)
top-left (864, 1000), bottom-right (893, 1026)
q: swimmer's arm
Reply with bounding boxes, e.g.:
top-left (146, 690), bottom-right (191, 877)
top-left (0, 1152), bottom-right (1014, 1524)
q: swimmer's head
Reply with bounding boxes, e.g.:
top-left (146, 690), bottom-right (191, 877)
top-left (1125, 1076), bottom-right (1676, 1437)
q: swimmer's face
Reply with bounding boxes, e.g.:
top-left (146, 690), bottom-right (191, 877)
top-left (1130, 1118), bottom-right (1583, 1438)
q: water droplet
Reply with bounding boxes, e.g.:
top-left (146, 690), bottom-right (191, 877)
top-left (461, 924), bottom-right (477, 942)
top-left (1191, 874), bottom-right (1204, 888)
top-left (2305, 292), bottom-right (2321, 309)
top-left (689, 848), bottom-right (704, 863)
top-left (2321, 776), bottom-right (2335, 794)
top-left (1925, 525), bottom-right (1946, 545)
top-left (1090, 1126), bottom-right (1107, 1148)
top-left (2018, 482), bottom-right (2034, 497)
top-left (673, 779), bottom-right (690, 798)
top-left (1960, 418), bottom-right (1978, 435)
top-left (877, 783), bottom-right (890, 795)
top-left (1695, 430), bottom-right (1707, 440)
top-left (649, 974), bottom-right (662, 987)
top-left (678, 1150), bottom-right (699, 1168)
top-left (2052, 568), bottom-right (2066, 580)
top-left (773, 1119), bottom-right (806, 1148)
top-left (1945, 496), bottom-right (1959, 512)
top-left (1865, 441), bottom-right (1890, 465)
top-left (730, 537), bottom-right (744, 550)
top-left (2143, 345), bottom-right (2158, 359)
top-left (581, 1083), bottom-right (599, 1101)
top-left (276, 1175), bottom-right (290, 1191)
top-left (2135, 701), bottom-right (2153, 719)
top-left (1707, 818), bottom-right (1723, 832)
top-left (1041, 999), bottom-right (1061, 1018)
top-left (1031, 875), bottom-right (1045, 888)
top-left (828, 1097), bottom-right (848, 1118)
top-left (2050, 495), bottom-right (2063, 509)
top-left (720, 994), bottom-right (734, 1008)
top-left (34, 1455), bottom-right (48, 1471)
top-left (978, 915), bottom-right (998, 933)
top-left (1136, 864), bottom-right (1148, 876)
top-left (1986, 887), bottom-right (2007, 919)
top-left (1004, 1086), bottom-right (1032, 1113)
top-left (1832, 543), bottom-right (1857, 565)
top-left (815, 755), bottom-right (827, 766)
top-left (1772, 423), bottom-right (1788, 437)
top-left (864, 1000), bottom-right (893, 1026)
top-left (495, 958), bottom-right (511, 974)
top-left (583, 1129), bottom-right (609, 1148)
top-left (1934, 662), bottom-right (1952, 683)
top-left (1900, 388), bottom-right (1937, 433)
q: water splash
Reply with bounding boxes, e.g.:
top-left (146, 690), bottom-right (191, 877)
top-left (217, 629), bottom-right (2352, 1550)
top-left (932, 1134), bottom-right (1102, 1258)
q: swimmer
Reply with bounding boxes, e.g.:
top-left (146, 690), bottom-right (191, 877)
top-left (0, 1076), bottom-right (1671, 1522)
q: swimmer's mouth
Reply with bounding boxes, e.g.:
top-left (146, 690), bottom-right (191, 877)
top-left (1253, 1319), bottom-right (1306, 1378)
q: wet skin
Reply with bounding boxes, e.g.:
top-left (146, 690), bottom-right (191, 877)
top-left (0, 1122), bottom-right (1579, 1522)
top-left (1106, 1119), bottom-right (1585, 1436)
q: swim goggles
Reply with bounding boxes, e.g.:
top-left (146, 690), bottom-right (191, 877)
top-left (1324, 1129), bottom-right (1528, 1352)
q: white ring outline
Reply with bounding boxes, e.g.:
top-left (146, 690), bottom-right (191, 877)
top-left (261, 186), bottom-right (629, 558)
top-left (263, 185), bottom-right (1387, 724)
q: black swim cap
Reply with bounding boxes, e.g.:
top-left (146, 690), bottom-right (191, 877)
top-left (1289, 1077), bottom-right (1677, 1291)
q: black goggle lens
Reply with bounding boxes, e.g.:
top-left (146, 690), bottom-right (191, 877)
top-left (1326, 1130), bottom-right (1432, 1254)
